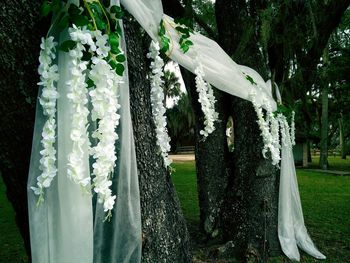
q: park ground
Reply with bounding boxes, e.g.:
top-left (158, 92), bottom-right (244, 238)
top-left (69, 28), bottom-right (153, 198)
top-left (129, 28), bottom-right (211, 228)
top-left (0, 156), bottom-right (349, 263)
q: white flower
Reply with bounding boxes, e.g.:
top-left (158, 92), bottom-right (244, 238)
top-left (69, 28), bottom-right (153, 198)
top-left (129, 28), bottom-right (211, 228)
top-left (66, 29), bottom-right (91, 189)
top-left (95, 33), bottom-right (110, 58)
top-left (250, 92), bottom-right (281, 166)
top-left (147, 40), bottom-right (172, 168)
top-left (290, 111), bottom-right (296, 146)
top-left (32, 36), bottom-right (59, 201)
top-left (193, 56), bottom-right (218, 139)
top-left (88, 55), bottom-right (121, 214)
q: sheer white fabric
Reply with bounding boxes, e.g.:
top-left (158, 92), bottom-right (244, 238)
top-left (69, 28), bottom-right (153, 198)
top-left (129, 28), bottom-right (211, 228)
top-left (279, 144), bottom-right (326, 261)
top-left (28, 29), bottom-right (94, 263)
top-left (28, 0), bottom-right (141, 262)
top-left (93, 3), bottom-right (142, 261)
top-left (120, 0), bottom-right (276, 110)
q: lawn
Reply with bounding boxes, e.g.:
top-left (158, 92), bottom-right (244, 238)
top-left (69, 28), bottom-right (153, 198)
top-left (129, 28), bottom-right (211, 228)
top-left (172, 156), bottom-right (350, 263)
top-left (0, 156), bottom-right (349, 262)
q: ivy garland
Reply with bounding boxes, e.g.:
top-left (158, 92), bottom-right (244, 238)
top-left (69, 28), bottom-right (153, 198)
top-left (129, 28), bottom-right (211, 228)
top-left (155, 18), bottom-right (219, 143)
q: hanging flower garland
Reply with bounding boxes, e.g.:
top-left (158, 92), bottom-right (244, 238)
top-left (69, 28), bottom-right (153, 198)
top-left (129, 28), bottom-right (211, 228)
top-left (290, 111), bottom-right (296, 146)
top-left (147, 40), bottom-right (172, 168)
top-left (32, 1), bottom-right (125, 216)
top-left (193, 57), bottom-right (219, 138)
top-left (66, 26), bottom-right (91, 189)
top-left (31, 36), bottom-right (60, 203)
top-left (89, 55), bottom-right (121, 214)
top-left (249, 91), bottom-right (281, 166)
top-left (248, 74), bottom-right (297, 166)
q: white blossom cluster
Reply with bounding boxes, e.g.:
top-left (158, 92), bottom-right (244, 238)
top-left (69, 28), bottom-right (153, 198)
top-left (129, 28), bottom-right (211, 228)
top-left (250, 90), bottom-right (298, 166)
top-left (250, 92), bottom-right (281, 166)
top-left (194, 57), bottom-right (218, 138)
top-left (278, 114), bottom-right (293, 149)
top-left (89, 57), bottom-right (121, 212)
top-left (31, 37), bottom-right (59, 200)
top-left (66, 29), bottom-right (91, 189)
top-left (147, 41), bottom-right (172, 167)
top-left (67, 25), bottom-right (120, 213)
top-left (290, 111), bottom-right (296, 146)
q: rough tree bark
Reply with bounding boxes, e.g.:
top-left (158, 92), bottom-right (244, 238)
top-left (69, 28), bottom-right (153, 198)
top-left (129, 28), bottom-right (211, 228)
top-left (163, 0), bottom-right (280, 261)
top-left (0, 0), bottom-right (45, 256)
top-left (0, 2), bottom-right (192, 262)
top-left (125, 19), bottom-right (192, 262)
top-left (338, 114), bottom-right (346, 160)
top-left (319, 84), bottom-right (329, 170)
top-left (319, 48), bottom-right (329, 170)
top-left (215, 1), bottom-right (280, 260)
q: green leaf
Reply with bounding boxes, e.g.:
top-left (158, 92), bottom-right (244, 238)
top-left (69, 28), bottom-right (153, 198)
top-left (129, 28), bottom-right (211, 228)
top-left (109, 32), bottom-right (120, 54)
top-left (115, 54), bottom-right (126, 62)
top-left (68, 3), bottom-right (81, 16)
top-left (158, 21), bottom-right (166, 36)
top-left (160, 36), bottom-right (170, 53)
top-left (181, 43), bottom-right (190, 53)
top-left (87, 78), bottom-right (94, 88)
top-left (95, 16), bottom-right (106, 30)
top-left (82, 51), bottom-right (92, 61)
top-left (57, 14), bottom-right (69, 31)
top-left (109, 59), bottom-right (117, 69)
top-left (89, 2), bottom-right (103, 16)
top-left (40, 1), bottom-right (51, 17)
top-left (245, 74), bottom-right (257, 86)
top-left (185, 40), bottom-right (193, 46)
top-left (71, 14), bottom-right (90, 27)
top-left (51, 0), bottom-right (61, 13)
top-left (115, 24), bottom-right (122, 36)
top-left (59, 40), bottom-right (76, 52)
top-left (114, 63), bottom-right (125, 76)
top-left (175, 26), bottom-right (188, 34)
top-left (110, 5), bottom-right (124, 19)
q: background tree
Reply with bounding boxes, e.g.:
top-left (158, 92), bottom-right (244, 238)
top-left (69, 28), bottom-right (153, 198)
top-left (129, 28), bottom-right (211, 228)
top-left (162, 69), bottom-right (181, 108)
top-left (166, 92), bottom-right (195, 152)
top-left (164, 0), bottom-right (349, 261)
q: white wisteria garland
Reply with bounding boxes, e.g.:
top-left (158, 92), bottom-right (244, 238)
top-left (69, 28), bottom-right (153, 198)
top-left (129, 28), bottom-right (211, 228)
top-left (31, 37), bottom-right (59, 202)
top-left (194, 56), bottom-right (219, 139)
top-left (290, 111), bottom-right (296, 146)
top-left (250, 91), bottom-right (281, 166)
top-left (89, 56), bottom-right (121, 214)
top-left (147, 40), bottom-right (172, 168)
top-left (250, 89), bottom-right (297, 166)
top-left (66, 27), bottom-right (91, 189)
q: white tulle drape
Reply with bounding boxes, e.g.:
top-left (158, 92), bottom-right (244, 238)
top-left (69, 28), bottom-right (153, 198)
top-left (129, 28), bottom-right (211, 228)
top-left (120, 0), bottom-right (325, 261)
top-left (279, 143), bottom-right (326, 261)
top-left (28, 29), bottom-right (94, 263)
top-left (28, 0), bottom-right (141, 262)
top-left (120, 0), bottom-right (276, 110)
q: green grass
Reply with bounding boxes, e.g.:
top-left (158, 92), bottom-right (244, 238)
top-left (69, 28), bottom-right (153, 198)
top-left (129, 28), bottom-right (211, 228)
top-left (308, 155), bottom-right (350, 172)
top-left (1, 156), bottom-right (349, 262)
top-left (0, 176), bottom-right (28, 263)
top-left (172, 156), bottom-right (350, 263)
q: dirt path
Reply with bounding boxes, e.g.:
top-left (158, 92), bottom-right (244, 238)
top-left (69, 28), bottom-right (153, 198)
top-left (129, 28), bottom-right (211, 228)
top-left (169, 154), bottom-right (195, 162)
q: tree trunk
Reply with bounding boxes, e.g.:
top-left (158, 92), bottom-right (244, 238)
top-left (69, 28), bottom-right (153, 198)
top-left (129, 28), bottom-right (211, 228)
top-left (121, 20), bottom-right (192, 263)
top-left (338, 114), bottom-right (346, 160)
top-left (319, 48), bottom-right (329, 170)
top-left (0, 0), bottom-right (46, 256)
top-left (319, 82), bottom-right (329, 169)
top-left (0, 3), bottom-right (191, 262)
top-left (164, 0), bottom-right (281, 260)
top-left (180, 68), bottom-right (233, 238)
